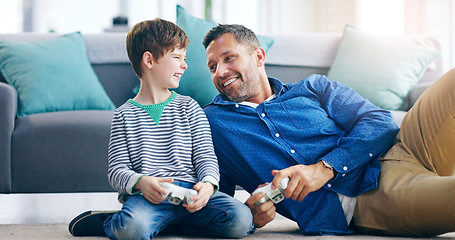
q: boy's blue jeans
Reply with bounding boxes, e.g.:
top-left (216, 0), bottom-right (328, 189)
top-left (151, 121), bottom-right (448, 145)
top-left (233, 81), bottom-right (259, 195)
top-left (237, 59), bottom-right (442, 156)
top-left (104, 181), bottom-right (254, 239)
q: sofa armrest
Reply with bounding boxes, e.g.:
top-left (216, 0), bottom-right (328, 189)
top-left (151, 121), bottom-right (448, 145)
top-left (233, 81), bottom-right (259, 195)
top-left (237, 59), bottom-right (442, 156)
top-left (0, 82), bottom-right (17, 193)
top-left (408, 81), bottom-right (433, 110)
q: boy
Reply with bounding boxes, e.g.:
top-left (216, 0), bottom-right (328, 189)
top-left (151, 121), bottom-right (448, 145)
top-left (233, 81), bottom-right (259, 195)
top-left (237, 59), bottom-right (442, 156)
top-left (69, 19), bottom-right (253, 239)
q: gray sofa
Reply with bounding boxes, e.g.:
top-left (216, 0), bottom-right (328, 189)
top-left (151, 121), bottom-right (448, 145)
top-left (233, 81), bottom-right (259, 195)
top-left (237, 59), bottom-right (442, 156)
top-left (0, 32), bottom-right (443, 194)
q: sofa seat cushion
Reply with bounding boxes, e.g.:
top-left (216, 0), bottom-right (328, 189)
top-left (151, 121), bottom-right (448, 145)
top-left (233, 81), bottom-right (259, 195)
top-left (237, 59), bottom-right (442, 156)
top-left (11, 110), bottom-right (114, 193)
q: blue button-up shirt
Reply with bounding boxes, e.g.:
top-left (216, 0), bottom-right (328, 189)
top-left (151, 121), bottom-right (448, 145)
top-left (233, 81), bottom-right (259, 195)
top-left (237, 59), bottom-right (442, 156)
top-left (204, 75), bottom-right (399, 235)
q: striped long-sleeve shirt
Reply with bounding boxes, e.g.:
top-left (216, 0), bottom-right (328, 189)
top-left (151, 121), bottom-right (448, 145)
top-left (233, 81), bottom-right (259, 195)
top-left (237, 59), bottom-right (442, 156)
top-left (107, 92), bottom-right (220, 200)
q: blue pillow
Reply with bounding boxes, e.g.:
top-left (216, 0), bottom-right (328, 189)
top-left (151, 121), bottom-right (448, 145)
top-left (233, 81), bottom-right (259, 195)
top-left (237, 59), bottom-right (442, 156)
top-left (174, 5), bottom-right (274, 107)
top-left (0, 32), bottom-right (115, 117)
top-left (327, 26), bottom-right (440, 111)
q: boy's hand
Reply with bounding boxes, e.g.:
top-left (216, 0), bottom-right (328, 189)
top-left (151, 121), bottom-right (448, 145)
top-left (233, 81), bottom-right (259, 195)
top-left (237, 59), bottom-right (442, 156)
top-left (183, 182), bottom-right (214, 212)
top-left (134, 176), bottom-right (173, 204)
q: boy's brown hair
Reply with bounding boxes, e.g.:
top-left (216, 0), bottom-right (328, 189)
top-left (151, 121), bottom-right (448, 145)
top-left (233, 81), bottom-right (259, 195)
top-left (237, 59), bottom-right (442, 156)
top-left (126, 18), bottom-right (189, 78)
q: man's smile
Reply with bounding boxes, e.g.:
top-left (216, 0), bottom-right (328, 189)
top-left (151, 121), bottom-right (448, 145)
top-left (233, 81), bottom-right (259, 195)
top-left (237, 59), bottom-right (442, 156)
top-left (223, 77), bottom-right (238, 87)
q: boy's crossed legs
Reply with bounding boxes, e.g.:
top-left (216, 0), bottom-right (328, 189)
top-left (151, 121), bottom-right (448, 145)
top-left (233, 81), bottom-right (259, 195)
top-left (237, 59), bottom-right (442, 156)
top-left (70, 180), bottom-right (254, 239)
top-left (105, 190), bottom-right (253, 239)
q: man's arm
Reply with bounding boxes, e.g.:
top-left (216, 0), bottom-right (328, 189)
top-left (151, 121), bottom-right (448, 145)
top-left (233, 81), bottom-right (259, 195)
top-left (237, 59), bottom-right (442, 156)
top-left (302, 75), bottom-right (398, 196)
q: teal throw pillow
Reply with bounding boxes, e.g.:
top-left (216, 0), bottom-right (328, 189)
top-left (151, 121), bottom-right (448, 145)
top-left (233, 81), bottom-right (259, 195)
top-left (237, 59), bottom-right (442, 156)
top-left (0, 32), bottom-right (115, 117)
top-left (174, 5), bottom-right (274, 107)
top-left (327, 26), bottom-right (440, 111)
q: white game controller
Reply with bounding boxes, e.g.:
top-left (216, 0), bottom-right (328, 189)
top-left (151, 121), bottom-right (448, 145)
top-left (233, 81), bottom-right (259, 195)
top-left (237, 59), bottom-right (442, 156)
top-left (252, 178), bottom-right (290, 206)
top-left (160, 182), bottom-right (198, 205)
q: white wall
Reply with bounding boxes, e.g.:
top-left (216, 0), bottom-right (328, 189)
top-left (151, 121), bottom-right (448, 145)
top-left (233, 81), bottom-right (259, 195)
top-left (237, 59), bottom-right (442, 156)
top-left (0, 0), bottom-right (23, 33)
top-left (31, 0), bottom-right (118, 33)
top-left (356, 0), bottom-right (405, 35)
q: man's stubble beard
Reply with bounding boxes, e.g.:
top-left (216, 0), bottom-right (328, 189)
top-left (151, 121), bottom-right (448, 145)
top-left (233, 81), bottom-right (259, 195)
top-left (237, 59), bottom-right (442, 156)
top-left (223, 73), bottom-right (260, 103)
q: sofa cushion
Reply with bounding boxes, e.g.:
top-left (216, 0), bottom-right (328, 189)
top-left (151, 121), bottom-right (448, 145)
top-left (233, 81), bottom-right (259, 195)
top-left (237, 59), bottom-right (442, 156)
top-left (12, 110), bottom-right (114, 193)
top-left (174, 5), bottom-right (274, 107)
top-left (0, 32), bottom-right (115, 117)
top-left (327, 26), bottom-right (440, 111)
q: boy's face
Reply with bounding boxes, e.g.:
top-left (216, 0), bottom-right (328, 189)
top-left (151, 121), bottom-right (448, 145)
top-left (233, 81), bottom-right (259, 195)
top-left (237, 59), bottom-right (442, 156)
top-left (151, 48), bottom-right (187, 89)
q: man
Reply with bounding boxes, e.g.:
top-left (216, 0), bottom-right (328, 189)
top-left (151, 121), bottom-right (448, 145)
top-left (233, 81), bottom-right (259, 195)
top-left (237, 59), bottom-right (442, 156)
top-left (203, 24), bottom-right (455, 237)
top-left (203, 24), bottom-right (398, 235)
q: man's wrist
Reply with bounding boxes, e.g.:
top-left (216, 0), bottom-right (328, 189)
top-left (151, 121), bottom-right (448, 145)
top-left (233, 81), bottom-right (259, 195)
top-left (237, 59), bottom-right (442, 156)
top-left (320, 160), bottom-right (337, 179)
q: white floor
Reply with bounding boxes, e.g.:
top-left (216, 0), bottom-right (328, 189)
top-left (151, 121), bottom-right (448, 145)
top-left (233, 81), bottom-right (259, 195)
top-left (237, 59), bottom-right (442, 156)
top-left (0, 190), bottom-right (252, 224)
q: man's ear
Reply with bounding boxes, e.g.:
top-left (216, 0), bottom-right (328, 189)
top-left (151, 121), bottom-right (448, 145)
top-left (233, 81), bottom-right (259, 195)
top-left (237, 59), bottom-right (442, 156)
top-left (142, 51), bottom-right (153, 70)
top-left (255, 47), bottom-right (266, 67)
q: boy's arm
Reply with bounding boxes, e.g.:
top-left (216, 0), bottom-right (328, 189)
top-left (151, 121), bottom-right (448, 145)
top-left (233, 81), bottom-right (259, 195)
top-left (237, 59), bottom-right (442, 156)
top-left (186, 99), bottom-right (220, 191)
top-left (107, 111), bottom-right (143, 195)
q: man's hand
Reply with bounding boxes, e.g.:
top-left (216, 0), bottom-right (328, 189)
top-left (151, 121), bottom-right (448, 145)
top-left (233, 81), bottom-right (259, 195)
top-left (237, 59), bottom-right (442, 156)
top-left (183, 182), bottom-right (214, 212)
top-left (271, 161), bottom-right (334, 201)
top-left (133, 176), bottom-right (173, 204)
top-left (245, 185), bottom-right (276, 228)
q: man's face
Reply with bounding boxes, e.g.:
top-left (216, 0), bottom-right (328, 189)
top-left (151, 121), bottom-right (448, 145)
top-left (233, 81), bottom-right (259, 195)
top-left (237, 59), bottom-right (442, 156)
top-left (205, 33), bottom-right (261, 102)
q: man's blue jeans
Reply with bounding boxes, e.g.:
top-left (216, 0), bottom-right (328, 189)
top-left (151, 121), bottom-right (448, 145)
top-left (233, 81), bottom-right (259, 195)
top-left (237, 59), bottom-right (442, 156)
top-left (104, 181), bottom-right (254, 239)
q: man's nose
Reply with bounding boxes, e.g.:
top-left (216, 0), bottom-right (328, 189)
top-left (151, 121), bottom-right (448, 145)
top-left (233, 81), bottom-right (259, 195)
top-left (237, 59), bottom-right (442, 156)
top-left (215, 63), bottom-right (228, 78)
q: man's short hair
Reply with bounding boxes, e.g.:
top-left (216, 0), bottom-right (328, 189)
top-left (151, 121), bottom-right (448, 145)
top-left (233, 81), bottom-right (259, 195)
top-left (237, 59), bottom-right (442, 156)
top-left (203, 24), bottom-right (261, 51)
top-left (126, 18), bottom-right (189, 78)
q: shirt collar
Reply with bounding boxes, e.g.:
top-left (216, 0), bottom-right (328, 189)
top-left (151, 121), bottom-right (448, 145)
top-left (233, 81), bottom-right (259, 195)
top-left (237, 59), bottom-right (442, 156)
top-left (238, 93), bottom-right (277, 108)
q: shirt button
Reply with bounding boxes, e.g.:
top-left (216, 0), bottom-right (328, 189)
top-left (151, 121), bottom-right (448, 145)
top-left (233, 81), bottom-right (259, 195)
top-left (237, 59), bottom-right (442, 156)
top-left (275, 133), bottom-right (280, 137)
top-left (261, 113), bottom-right (265, 117)
top-left (369, 153), bottom-right (373, 157)
top-left (235, 104), bottom-right (239, 108)
top-left (327, 183), bottom-right (332, 188)
top-left (343, 166), bottom-right (348, 171)
top-left (290, 149), bottom-right (295, 153)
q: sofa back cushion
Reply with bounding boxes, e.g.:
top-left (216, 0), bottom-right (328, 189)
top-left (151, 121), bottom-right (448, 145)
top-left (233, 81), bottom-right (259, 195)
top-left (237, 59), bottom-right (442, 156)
top-left (0, 32), bottom-right (115, 116)
top-left (327, 26), bottom-right (440, 111)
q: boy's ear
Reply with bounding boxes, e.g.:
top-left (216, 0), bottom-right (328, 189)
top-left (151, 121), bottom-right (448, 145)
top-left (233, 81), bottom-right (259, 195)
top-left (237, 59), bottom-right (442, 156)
top-left (142, 51), bottom-right (153, 69)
